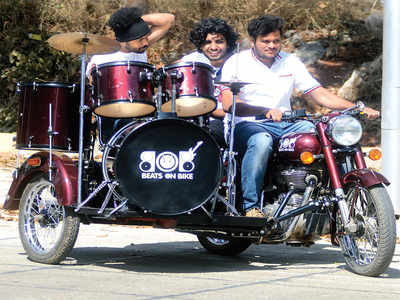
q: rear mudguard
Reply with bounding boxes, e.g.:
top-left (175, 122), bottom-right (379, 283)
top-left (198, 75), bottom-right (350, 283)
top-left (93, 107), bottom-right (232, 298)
top-left (342, 168), bottom-right (390, 187)
top-left (3, 151), bottom-right (78, 210)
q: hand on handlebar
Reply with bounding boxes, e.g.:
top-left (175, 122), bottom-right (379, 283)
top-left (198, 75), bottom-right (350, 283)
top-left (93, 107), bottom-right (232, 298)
top-left (265, 109), bottom-right (283, 122)
top-left (362, 106), bottom-right (380, 120)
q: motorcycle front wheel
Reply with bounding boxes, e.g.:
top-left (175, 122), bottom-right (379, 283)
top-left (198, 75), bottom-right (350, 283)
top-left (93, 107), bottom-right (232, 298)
top-left (18, 176), bottom-right (80, 264)
top-left (197, 234), bottom-right (252, 256)
top-left (337, 184), bottom-right (396, 277)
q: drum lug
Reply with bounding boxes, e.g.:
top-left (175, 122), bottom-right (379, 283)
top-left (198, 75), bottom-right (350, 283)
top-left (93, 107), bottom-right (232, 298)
top-left (28, 136), bottom-right (33, 148)
top-left (79, 105), bottom-right (90, 113)
top-left (191, 62), bottom-right (196, 74)
top-left (139, 71), bottom-right (152, 82)
top-left (16, 82), bottom-right (21, 94)
top-left (194, 87), bottom-right (199, 97)
top-left (128, 90), bottom-right (134, 102)
top-left (71, 83), bottom-right (76, 93)
top-left (67, 138), bottom-right (72, 151)
top-left (33, 81), bottom-right (38, 92)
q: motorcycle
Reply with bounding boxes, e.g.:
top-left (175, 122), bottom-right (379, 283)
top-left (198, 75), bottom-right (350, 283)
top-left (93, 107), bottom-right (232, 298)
top-left (4, 87), bottom-right (396, 277)
top-left (3, 33), bottom-right (396, 278)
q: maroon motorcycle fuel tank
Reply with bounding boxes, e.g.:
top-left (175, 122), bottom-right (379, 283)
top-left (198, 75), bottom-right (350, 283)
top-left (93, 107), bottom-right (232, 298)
top-left (277, 132), bottom-right (321, 161)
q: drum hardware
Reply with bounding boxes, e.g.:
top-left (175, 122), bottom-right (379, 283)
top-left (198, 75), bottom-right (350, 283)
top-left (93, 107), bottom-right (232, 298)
top-left (67, 138), bottom-right (72, 152)
top-left (153, 68), bottom-right (167, 114)
top-left (170, 70), bottom-right (180, 114)
top-left (27, 136), bottom-right (33, 148)
top-left (47, 103), bottom-right (55, 181)
top-left (191, 61), bottom-right (196, 73)
top-left (128, 90), bottom-right (134, 102)
top-left (74, 179), bottom-right (114, 212)
top-left (97, 181), bottom-right (119, 214)
top-left (215, 79), bottom-right (255, 215)
top-left (105, 199), bottom-right (128, 218)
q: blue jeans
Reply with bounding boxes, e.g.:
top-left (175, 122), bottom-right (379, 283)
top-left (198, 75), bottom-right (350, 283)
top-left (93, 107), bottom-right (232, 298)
top-left (233, 120), bottom-right (315, 212)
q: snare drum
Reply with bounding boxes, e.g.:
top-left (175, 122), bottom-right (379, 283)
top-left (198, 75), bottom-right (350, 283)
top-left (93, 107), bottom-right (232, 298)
top-left (91, 61), bottom-right (155, 118)
top-left (16, 82), bottom-right (91, 152)
top-left (161, 62), bottom-right (216, 117)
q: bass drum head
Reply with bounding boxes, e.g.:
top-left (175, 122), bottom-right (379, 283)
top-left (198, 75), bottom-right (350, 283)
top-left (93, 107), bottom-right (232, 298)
top-left (115, 119), bottom-right (222, 215)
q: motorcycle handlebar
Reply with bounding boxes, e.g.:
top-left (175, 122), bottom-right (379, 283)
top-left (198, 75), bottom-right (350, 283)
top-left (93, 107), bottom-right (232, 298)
top-left (280, 101), bottom-right (365, 122)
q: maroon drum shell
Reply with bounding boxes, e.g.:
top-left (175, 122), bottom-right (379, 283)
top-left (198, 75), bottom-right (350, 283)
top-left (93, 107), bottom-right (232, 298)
top-left (16, 82), bottom-right (91, 152)
top-left (161, 62), bottom-right (216, 117)
top-left (278, 132), bottom-right (321, 161)
top-left (91, 61), bottom-right (155, 118)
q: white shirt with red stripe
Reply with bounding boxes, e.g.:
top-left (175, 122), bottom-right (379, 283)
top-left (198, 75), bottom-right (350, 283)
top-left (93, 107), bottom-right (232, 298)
top-left (220, 49), bottom-right (321, 124)
top-left (86, 51), bottom-right (148, 77)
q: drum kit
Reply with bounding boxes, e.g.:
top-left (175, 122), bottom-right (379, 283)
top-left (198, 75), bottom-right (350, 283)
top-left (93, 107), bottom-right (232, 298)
top-left (15, 32), bottom-right (251, 216)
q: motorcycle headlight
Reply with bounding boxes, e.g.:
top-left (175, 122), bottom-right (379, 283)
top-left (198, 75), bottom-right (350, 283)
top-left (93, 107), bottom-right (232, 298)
top-left (327, 115), bottom-right (362, 146)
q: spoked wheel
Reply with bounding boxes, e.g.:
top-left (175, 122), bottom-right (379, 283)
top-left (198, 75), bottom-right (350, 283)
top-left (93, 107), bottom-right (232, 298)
top-left (197, 234), bottom-right (252, 256)
top-left (337, 184), bottom-right (396, 277)
top-left (18, 176), bottom-right (80, 264)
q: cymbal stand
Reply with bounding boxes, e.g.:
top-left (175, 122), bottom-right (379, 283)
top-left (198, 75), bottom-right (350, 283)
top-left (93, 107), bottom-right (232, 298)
top-left (77, 37), bottom-right (89, 207)
top-left (170, 71), bottom-right (179, 115)
top-left (226, 82), bottom-right (241, 215)
top-left (153, 68), bottom-right (166, 116)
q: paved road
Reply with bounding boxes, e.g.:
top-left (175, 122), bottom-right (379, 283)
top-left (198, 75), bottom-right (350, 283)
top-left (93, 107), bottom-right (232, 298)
top-left (0, 219), bottom-right (399, 300)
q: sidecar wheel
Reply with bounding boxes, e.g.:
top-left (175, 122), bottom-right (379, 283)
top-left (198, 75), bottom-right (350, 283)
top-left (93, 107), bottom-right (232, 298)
top-left (197, 234), bottom-right (252, 256)
top-left (337, 184), bottom-right (396, 277)
top-left (18, 176), bottom-right (80, 264)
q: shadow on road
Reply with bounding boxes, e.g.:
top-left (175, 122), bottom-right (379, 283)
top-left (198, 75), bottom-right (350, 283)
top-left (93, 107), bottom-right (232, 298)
top-left (59, 241), bottom-right (400, 278)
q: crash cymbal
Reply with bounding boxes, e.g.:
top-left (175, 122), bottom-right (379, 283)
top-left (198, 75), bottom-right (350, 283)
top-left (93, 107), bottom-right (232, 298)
top-left (214, 80), bottom-right (255, 87)
top-left (47, 32), bottom-right (120, 55)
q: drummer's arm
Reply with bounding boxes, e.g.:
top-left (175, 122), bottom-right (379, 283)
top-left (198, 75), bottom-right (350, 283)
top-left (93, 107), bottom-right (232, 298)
top-left (211, 109), bottom-right (225, 119)
top-left (142, 13), bottom-right (175, 45)
top-left (221, 89), bottom-right (270, 117)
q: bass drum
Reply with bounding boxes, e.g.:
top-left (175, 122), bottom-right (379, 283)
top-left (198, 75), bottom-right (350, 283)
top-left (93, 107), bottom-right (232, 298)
top-left (114, 119), bottom-right (222, 215)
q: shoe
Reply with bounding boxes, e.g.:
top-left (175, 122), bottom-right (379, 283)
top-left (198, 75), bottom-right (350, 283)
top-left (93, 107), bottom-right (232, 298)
top-left (245, 208), bottom-right (265, 218)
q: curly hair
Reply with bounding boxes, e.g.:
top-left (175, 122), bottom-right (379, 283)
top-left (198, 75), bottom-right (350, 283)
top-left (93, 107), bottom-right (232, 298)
top-left (247, 15), bottom-right (284, 40)
top-left (108, 7), bottom-right (143, 33)
top-left (189, 18), bottom-right (238, 53)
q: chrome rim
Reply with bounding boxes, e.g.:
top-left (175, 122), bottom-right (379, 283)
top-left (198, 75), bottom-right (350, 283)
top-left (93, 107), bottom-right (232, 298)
top-left (22, 181), bottom-right (65, 254)
top-left (338, 186), bottom-right (379, 266)
top-left (206, 236), bottom-right (230, 246)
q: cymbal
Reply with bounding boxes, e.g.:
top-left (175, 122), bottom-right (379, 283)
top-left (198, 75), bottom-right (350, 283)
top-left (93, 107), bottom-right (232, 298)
top-left (214, 80), bottom-right (255, 87)
top-left (47, 32), bottom-right (120, 55)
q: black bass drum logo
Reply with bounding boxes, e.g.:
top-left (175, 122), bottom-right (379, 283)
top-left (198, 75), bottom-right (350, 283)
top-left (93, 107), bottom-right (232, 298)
top-left (138, 141), bottom-right (203, 180)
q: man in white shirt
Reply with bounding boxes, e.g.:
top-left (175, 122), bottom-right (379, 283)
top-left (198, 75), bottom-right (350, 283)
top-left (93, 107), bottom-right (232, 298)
top-left (86, 7), bottom-right (174, 143)
top-left (221, 15), bottom-right (380, 217)
top-left (181, 18), bottom-right (238, 146)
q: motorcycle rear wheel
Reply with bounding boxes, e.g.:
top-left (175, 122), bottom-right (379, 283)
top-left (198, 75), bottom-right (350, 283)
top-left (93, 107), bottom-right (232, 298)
top-left (338, 184), bottom-right (396, 277)
top-left (18, 176), bottom-right (80, 264)
top-left (197, 234), bottom-right (252, 256)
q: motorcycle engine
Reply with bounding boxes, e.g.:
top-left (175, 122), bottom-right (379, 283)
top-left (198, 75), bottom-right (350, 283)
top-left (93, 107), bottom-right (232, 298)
top-left (263, 192), bottom-right (304, 233)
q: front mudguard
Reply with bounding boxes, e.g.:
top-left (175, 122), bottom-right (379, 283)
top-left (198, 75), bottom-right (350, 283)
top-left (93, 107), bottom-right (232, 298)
top-left (3, 151), bottom-right (78, 210)
top-left (342, 168), bottom-right (390, 187)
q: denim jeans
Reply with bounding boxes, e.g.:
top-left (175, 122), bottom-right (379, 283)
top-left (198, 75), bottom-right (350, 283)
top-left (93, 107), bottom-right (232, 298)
top-left (233, 120), bottom-right (315, 212)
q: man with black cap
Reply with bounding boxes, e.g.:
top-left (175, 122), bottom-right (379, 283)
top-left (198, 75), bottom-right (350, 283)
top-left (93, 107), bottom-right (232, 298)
top-left (86, 7), bottom-right (174, 144)
top-left (87, 7), bottom-right (174, 73)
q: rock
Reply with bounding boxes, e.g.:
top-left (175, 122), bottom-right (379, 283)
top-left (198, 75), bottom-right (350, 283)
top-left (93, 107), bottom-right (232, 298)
top-left (338, 55), bottom-right (382, 101)
top-left (294, 41), bottom-right (326, 66)
top-left (364, 12), bottom-right (383, 40)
